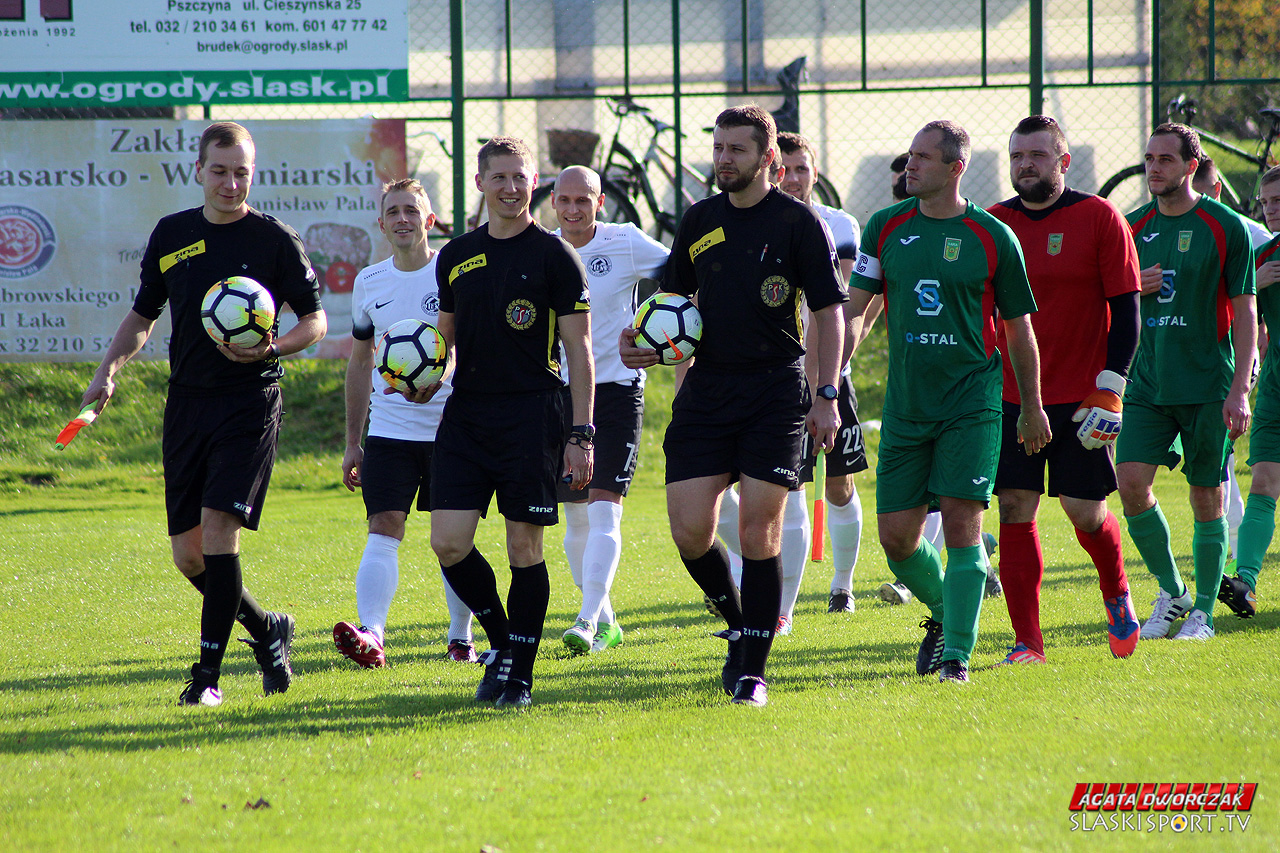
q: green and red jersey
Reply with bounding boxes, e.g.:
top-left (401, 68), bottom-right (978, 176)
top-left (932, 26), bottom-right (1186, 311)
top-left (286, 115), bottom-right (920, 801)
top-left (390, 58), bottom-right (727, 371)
top-left (1125, 195), bottom-right (1256, 405)
top-left (988, 189), bottom-right (1141, 405)
top-left (851, 198), bottom-right (1036, 421)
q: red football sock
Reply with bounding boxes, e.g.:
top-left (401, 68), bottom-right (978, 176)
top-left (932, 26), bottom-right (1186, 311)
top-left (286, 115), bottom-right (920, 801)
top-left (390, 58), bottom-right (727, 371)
top-left (998, 520), bottom-right (1044, 655)
top-left (1075, 510), bottom-right (1128, 600)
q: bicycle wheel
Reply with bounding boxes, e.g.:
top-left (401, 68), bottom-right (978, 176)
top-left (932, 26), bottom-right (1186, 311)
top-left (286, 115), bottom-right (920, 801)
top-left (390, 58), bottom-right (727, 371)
top-left (529, 178), bottom-right (644, 233)
top-left (813, 172), bottom-right (842, 209)
top-left (1098, 164), bottom-right (1150, 213)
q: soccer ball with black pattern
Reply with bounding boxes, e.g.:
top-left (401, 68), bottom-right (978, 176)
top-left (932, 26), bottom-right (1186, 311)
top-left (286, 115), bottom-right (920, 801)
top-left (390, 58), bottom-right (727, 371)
top-left (633, 292), bottom-right (702, 365)
top-left (199, 277), bottom-right (276, 347)
top-left (374, 319), bottom-right (447, 393)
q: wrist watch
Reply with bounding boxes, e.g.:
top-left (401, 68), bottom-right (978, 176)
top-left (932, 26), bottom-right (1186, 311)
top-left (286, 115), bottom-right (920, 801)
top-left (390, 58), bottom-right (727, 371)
top-left (571, 423), bottom-right (596, 439)
top-left (816, 384), bottom-right (838, 401)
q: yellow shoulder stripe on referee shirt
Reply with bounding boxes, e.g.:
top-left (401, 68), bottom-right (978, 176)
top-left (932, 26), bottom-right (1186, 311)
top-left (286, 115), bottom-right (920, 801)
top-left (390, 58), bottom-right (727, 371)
top-left (449, 254), bottom-right (487, 284)
top-left (689, 228), bottom-right (725, 261)
top-left (158, 240), bottom-right (206, 273)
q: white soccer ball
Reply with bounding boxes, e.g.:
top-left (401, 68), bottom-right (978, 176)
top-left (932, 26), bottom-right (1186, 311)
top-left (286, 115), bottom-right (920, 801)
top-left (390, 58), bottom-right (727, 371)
top-left (199, 277), bottom-right (276, 347)
top-left (374, 319), bottom-right (448, 392)
top-left (633, 292), bottom-right (702, 365)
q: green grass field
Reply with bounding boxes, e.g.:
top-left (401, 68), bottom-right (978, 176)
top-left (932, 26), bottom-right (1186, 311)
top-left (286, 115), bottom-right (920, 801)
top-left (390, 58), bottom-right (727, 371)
top-left (1, 359), bottom-right (1276, 851)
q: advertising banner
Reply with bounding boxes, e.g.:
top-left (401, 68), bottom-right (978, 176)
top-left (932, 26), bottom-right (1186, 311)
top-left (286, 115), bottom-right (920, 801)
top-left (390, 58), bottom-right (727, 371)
top-left (0, 0), bottom-right (408, 107)
top-left (0, 118), bottom-right (408, 361)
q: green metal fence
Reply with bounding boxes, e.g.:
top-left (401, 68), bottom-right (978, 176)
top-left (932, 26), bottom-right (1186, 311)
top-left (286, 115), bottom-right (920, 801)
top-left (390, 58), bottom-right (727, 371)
top-left (134, 0), bottom-right (1280, 237)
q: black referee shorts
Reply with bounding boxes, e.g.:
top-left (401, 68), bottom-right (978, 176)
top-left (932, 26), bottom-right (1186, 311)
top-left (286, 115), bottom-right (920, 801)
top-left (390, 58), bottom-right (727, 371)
top-left (558, 380), bottom-right (644, 501)
top-left (361, 436), bottom-right (434, 516)
top-left (664, 363), bottom-right (806, 490)
top-left (995, 400), bottom-right (1116, 501)
top-left (431, 388), bottom-right (565, 526)
top-left (162, 384), bottom-right (282, 536)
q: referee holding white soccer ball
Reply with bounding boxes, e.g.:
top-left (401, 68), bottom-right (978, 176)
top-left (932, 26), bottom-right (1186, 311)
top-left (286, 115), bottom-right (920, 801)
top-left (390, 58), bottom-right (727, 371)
top-left (429, 137), bottom-right (594, 710)
top-left (621, 105), bottom-right (846, 707)
top-left (83, 122), bottom-right (326, 707)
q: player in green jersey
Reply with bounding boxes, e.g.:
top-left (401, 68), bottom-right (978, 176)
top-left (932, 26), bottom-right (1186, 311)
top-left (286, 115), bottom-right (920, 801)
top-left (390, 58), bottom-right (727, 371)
top-left (848, 120), bottom-right (1051, 684)
top-left (1117, 123), bottom-right (1258, 642)
top-left (1219, 166), bottom-right (1280, 619)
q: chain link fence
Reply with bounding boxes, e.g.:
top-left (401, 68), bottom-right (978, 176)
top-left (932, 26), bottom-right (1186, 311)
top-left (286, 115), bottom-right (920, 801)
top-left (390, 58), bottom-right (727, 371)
top-left (6, 1), bottom-right (1278, 236)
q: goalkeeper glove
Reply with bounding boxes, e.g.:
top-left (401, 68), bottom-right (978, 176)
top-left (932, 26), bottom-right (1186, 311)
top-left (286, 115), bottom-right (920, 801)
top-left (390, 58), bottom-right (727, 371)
top-left (1072, 370), bottom-right (1125, 450)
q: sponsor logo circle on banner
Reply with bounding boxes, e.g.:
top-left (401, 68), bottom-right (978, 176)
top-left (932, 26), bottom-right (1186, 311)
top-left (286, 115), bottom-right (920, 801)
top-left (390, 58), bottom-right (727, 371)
top-left (0, 205), bottom-right (57, 280)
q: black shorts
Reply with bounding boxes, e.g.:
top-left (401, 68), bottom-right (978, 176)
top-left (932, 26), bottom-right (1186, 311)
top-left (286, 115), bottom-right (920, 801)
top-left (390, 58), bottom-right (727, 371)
top-left (162, 384), bottom-right (282, 536)
top-left (362, 436), bottom-right (433, 516)
top-left (558, 381), bottom-right (644, 501)
top-left (431, 388), bottom-right (565, 526)
top-left (800, 375), bottom-right (868, 483)
top-left (995, 400), bottom-right (1116, 501)
top-left (664, 363), bottom-right (807, 490)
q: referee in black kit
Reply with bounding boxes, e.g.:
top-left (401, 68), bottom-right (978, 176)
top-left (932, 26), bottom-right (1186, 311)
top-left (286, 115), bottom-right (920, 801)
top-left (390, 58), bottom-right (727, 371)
top-left (83, 121), bottom-right (326, 707)
top-left (429, 136), bottom-right (594, 710)
top-left (623, 105), bottom-right (847, 706)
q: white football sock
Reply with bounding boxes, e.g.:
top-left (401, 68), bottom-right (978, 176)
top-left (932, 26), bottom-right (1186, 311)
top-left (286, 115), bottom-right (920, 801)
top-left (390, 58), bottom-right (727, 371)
top-left (581, 501), bottom-right (624, 626)
top-left (828, 488), bottom-right (863, 591)
top-left (563, 501), bottom-right (589, 590)
top-left (717, 485), bottom-right (744, 588)
top-left (356, 533), bottom-right (400, 641)
top-left (1225, 453), bottom-right (1244, 558)
top-left (923, 511), bottom-right (945, 552)
top-left (779, 489), bottom-right (811, 621)
top-left (443, 573), bottom-right (474, 642)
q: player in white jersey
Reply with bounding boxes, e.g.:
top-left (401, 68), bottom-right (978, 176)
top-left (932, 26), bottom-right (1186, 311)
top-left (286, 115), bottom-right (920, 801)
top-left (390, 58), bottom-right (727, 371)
top-left (551, 166), bottom-right (670, 654)
top-left (333, 179), bottom-right (475, 668)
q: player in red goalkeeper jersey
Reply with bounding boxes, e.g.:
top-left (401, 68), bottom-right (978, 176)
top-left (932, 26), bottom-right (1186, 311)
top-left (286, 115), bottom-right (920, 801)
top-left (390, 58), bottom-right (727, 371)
top-left (987, 116), bottom-right (1143, 662)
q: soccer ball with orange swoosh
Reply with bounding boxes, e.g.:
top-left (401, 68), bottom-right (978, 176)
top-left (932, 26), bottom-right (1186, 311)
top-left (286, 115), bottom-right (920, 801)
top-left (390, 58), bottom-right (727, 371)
top-left (633, 292), bottom-right (702, 366)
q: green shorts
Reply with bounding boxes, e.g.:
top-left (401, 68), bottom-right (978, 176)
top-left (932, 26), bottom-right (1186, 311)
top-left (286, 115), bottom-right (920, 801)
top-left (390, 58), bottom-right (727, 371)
top-left (1115, 398), bottom-right (1230, 487)
top-left (876, 409), bottom-right (1000, 514)
top-left (1248, 404), bottom-right (1280, 466)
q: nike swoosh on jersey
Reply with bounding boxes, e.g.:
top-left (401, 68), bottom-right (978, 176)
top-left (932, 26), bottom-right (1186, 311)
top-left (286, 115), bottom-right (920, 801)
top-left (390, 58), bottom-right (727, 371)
top-left (899, 235), bottom-right (921, 245)
top-left (1142, 233), bottom-right (1159, 243)
top-left (375, 299), bottom-right (394, 309)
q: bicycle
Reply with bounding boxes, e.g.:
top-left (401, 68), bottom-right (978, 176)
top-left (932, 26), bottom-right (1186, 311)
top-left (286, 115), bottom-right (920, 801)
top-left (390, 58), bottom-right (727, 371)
top-left (529, 57), bottom-right (841, 243)
top-left (407, 127), bottom-right (490, 239)
top-left (1099, 95), bottom-right (1280, 220)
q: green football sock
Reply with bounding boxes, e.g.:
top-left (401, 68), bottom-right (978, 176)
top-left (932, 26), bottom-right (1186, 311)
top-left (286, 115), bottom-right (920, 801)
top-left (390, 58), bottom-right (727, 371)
top-left (1125, 504), bottom-right (1186, 598)
top-left (1236, 494), bottom-right (1276, 591)
top-left (1192, 517), bottom-right (1228, 622)
top-left (887, 538), bottom-right (944, 620)
top-left (941, 545), bottom-right (984, 664)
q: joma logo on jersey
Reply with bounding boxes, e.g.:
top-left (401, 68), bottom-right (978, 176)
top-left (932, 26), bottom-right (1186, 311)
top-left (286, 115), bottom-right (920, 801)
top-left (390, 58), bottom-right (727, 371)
top-left (1047, 233), bottom-right (1064, 255)
top-left (448, 254), bottom-right (486, 283)
top-left (689, 227), bottom-right (725, 261)
top-left (943, 237), bottom-right (962, 262)
top-left (1178, 231), bottom-right (1193, 253)
top-left (760, 275), bottom-right (791, 307)
top-left (158, 240), bottom-right (206, 273)
top-left (506, 298), bottom-right (536, 330)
